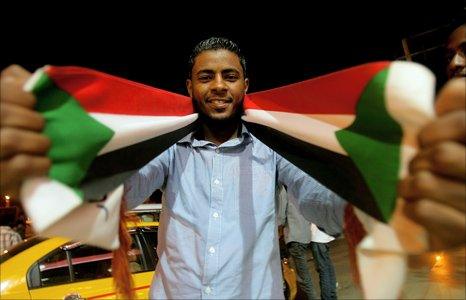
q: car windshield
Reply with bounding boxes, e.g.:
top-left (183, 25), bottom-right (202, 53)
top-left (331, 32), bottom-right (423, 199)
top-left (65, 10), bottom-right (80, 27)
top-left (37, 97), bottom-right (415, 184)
top-left (0, 236), bottom-right (47, 264)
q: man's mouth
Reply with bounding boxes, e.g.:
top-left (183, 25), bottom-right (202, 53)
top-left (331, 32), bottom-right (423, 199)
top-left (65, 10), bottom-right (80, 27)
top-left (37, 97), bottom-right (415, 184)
top-left (206, 98), bottom-right (232, 109)
top-left (453, 69), bottom-right (466, 78)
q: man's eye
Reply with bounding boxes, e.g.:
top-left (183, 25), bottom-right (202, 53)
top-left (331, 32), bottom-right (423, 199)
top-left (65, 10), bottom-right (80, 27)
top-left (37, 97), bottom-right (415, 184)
top-left (446, 50), bottom-right (455, 62)
top-left (225, 75), bottom-right (238, 81)
top-left (459, 43), bottom-right (466, 54)
top-left (198, 75), bottom-right (211, 81)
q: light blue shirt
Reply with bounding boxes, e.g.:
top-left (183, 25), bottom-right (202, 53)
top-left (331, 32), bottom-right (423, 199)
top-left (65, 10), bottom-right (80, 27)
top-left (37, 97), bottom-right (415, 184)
top-left (124, 124), bottom-right (346, 299)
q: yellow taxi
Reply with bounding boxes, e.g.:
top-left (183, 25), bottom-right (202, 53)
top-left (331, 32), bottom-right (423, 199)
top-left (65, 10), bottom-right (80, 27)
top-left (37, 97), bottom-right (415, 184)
top-left (1, 221), bottom-right (158, 300)
top-left (1, 203), bottom-right (297, 299)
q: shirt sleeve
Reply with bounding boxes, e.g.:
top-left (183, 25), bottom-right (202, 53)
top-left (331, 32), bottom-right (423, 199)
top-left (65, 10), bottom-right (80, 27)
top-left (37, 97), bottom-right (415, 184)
top-left (276, 153), bottom-right (346, 236)
top-left (124, 146), bottom-right (173, 209)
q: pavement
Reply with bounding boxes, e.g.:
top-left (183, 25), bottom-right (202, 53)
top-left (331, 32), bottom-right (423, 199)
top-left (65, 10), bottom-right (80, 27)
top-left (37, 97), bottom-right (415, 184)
top-left (292, 237), bottom-right (465, 299)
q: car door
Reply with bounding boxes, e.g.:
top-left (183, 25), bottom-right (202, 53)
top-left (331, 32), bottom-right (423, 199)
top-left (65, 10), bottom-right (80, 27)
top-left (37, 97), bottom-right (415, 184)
top-left (27, 230), bottom-right (156, 299)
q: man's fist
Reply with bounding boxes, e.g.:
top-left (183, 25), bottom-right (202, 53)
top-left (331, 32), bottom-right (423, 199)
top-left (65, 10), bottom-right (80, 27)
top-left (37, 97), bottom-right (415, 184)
top-left (0, 65), bottom-right (51, 199)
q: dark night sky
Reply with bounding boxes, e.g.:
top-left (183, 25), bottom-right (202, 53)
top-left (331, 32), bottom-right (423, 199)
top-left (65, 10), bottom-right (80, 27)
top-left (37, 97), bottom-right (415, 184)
top-left (2, 1), bottom-right (464, 94)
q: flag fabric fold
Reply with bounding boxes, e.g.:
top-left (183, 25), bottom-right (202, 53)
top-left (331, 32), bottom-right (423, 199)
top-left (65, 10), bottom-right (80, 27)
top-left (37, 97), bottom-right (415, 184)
top-left (243, 61), bottom-right (435, 298)
top-left (243, 61), bottom-right (435, 224)
top-left (21, 61), bottom-right (435, 298)
top-left (22, 65), bottom-right (197, 250)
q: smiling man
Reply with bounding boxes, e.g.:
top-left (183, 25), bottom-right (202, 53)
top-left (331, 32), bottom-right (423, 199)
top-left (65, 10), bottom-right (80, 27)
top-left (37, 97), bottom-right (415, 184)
top-left (1, 36), bottom-right (465, 299)
top-left (187, 44), bottom-right (249, 145)
top-left (123, 37), bottom-right (346, 299)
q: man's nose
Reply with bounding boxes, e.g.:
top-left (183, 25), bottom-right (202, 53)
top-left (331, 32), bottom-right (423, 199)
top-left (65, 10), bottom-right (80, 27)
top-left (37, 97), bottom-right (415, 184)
top-left (452, 52), bottom-right (466, 67)
top-left (211, 75), bottom-right (228, 93)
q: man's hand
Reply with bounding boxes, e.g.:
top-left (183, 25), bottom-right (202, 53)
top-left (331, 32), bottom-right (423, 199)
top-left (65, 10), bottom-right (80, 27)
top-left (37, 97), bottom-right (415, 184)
top-left (399, 78), bottom-right (466, 250)
top-left (0, 65), bottom-right (51, 199)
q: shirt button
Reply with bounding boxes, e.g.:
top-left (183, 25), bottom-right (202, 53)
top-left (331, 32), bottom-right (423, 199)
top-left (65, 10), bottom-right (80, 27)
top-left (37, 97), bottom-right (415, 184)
top-left (214, 179), bottom-right (220, 185)
top-left (213, 212), bottom-right (219, 218)
top-left (205, 286), bottom-right (212, 294)
top-left (209, 246), bottom-right (215, 254)
top-left (215, 148), bottom-right (220, 154)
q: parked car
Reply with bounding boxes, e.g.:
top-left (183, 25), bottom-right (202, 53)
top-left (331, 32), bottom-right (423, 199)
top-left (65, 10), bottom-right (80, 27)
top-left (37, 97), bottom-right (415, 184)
top-left (1, 221), bottom-right (158, 299)
top-left (1, 204), bottom-right (297, 299)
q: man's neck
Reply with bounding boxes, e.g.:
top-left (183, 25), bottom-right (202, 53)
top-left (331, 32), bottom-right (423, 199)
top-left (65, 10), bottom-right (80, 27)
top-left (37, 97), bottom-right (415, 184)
top-left (202, 121), bottom-right (240, 146)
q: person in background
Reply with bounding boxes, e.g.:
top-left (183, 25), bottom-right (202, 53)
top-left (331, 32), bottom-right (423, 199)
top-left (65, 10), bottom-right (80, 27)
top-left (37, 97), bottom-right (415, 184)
top-left (445, 22), bottom-right (466, 79)
top-left (309, 223), bottom-right (338, 300)
top-left (278, 186), bottom-right (338, 300)
top-left (0, 207), bottom-right (23, 253)
top-left (13, 206), bottom-right (26, 239)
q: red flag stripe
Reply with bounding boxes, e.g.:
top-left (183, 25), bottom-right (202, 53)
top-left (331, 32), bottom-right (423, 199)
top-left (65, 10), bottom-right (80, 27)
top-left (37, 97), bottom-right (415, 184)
top-left (45, 66), bottom-right (194, 116)
top-left (244, 61), bottom-right (390, 114)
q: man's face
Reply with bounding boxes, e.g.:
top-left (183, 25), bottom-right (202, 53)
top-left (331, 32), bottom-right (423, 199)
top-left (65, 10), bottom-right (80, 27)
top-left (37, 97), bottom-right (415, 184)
top-left (446, 25), bottom-right (466, 79)
top-left (187, 49), bottom-right (249, 122)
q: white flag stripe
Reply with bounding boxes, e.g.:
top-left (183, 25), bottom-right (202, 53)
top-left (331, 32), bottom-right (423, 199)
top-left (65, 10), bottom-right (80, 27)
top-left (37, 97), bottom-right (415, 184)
top-left (90, 113), bottom-right (199, 155)
top-left (385, 61), bottom-right (435, 178)
top-left (353, 206), bottom-right (407, 299)
top-left (305, 114), bottom-right (355, 128)
top-left (23, 67), bottom-right (46, 92)
top-left (42, 185), bottom-right (123, 250)
top-left (21, 178), bottom-right (83, 234)
top-left (242, 110), bottom-right (353, 155)
top-left (21, 178), bottom-right (123, 250)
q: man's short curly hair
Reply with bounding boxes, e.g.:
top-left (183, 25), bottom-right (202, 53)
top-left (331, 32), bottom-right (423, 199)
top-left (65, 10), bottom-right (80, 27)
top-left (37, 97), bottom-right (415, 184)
top-left (187, 37), bottom-right (247, 78)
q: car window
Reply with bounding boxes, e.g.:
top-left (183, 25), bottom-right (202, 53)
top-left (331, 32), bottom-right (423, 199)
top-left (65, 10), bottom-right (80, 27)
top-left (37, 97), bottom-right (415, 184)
top-left (33, 232), bottom-right (153, 288)
top-left (128, 237), bottom-right (145, 273)
top-left (141, 229), bottom-right (158, 269)
top-left (70, 244), bottom-right (113, 281)
top-left (38, 249), bottom-right (71, 286)
top-left (70, 231), bottom-right (153, 280)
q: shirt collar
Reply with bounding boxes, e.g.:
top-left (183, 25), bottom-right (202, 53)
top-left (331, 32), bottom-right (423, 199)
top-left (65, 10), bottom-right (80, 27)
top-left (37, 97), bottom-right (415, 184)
top-left (177, 123), bottom-right (252, 148)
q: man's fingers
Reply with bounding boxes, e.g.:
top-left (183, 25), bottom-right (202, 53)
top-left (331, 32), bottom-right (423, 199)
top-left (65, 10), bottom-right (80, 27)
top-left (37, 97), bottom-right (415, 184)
top-left (0, 128), bottom-right (50, 159)
top-left (0, 65), bottom-right (51, 198)
top-left (1, 64), bottom-right (32, 79)
top-left (1, 102), bottom-right (45, 131)
top-left (0, 154), bottom-right (51, 192)
top-left (419, 79), bottom-right (465, 148)
top-left (403, 78), bottom-right (466, 250)
top-left (403, 199), bottom-right (466, 251)
top-left (409, 141), bottom-right (466, 180)
top-left (435, 78), bottom-right (466, 116)
top-left (418, 110), bottom-right (465, 147)
top-left (399, 170), bottom-right (466, 212)
top-left (0, 65), bottom-right (36, 108)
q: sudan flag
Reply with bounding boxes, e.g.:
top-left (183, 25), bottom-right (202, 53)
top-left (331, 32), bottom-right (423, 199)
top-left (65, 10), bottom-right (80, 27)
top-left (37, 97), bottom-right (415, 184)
top-left (243, 61), bottom-right (436, 299)
top-left (21, 66), bottom-right (197, 250)
top-left (20, 61), bottom-right (436, 299)
top-left (21, 61), bottom-right (434, 248)
top-left (244, 61), bottom-right (435, 223)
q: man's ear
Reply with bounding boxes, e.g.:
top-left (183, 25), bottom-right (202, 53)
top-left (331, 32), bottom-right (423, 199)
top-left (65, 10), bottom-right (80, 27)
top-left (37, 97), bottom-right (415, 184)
top-left (186, 79), bottom-right (193, 98)
top-left (244, 78), bottom-right (249, 93)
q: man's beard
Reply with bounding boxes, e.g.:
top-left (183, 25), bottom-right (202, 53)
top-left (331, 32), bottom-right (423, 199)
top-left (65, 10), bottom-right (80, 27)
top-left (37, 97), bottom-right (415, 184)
top-left (192, 98), bottom-right (244, 128)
